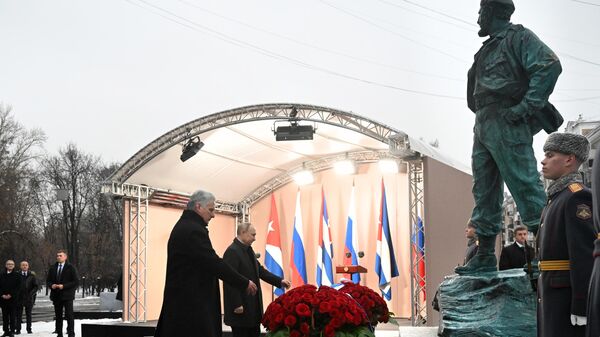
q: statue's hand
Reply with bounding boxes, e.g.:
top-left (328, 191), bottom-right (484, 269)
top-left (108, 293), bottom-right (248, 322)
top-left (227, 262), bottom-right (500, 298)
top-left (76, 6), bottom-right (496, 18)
top-left (502, 102), bottom-right (530, 124)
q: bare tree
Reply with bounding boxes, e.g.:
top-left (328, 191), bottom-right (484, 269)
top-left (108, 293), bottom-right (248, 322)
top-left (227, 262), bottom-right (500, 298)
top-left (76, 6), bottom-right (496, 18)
top-left (0, 103), bottom-right (46, 259)
top-left (39, 143), bottom-right (101, 266)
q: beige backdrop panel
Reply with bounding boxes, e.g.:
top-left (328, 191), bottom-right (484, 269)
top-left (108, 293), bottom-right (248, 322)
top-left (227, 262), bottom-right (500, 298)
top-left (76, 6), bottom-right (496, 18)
top-left (130, 162), bottom-right (411, 321)
top-left (423, 157), bottom-right (474, 326)
top-left (249, 162), bottom-right (411, 317)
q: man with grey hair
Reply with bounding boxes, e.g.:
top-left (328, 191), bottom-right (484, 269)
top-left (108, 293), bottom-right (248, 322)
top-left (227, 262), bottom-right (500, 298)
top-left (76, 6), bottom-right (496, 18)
top-left (155, 190), bottom-right (258, 337)
top-left (538, 133), bottom-right (596, 337)
top-left (499, 225), bottom-right (534, 270)
top-left (223, 223), bottom-right (291, 337)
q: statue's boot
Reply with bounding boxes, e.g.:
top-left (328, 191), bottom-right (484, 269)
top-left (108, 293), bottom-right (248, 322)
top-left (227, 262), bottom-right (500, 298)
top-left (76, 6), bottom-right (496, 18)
top-left (455, 235), bottom-right (497, 275)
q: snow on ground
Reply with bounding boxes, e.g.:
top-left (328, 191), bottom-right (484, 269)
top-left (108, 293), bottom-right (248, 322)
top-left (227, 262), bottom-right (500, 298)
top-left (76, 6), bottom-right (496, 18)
top-left (26, 319), bottom-right (120, 336)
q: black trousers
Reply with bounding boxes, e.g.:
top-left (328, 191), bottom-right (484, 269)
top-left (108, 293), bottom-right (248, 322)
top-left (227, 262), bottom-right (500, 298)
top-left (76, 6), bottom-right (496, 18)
top-left (17, 303), bottom-right (33, 332)
top-left (0, 301), bottom-right (17, 333)
top-left (53, 299), bottom-right (74, 336)
top-left (231, 326), bottom-right (260, 337)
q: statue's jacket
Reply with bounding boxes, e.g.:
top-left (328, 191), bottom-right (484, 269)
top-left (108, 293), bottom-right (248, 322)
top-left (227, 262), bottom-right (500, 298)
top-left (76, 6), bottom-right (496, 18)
top-left (467, 23), bottom-right (563, 135)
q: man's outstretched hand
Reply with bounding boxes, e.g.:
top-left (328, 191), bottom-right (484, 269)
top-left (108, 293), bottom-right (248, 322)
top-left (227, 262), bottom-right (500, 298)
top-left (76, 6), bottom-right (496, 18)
top-left (246, 280), bottom-right (258, 295)
top-left (281, 279), bottom-right (291, 289)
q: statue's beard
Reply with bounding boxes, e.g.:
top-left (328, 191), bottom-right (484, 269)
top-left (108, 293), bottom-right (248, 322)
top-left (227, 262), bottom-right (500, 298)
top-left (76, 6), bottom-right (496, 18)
top-left (477, 8), bottom-right (493, 37)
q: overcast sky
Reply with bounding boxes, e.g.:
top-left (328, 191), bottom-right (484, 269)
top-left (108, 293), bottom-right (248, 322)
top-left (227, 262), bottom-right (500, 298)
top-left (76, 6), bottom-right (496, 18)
top-left (1, 0), bottom-right (599, 167)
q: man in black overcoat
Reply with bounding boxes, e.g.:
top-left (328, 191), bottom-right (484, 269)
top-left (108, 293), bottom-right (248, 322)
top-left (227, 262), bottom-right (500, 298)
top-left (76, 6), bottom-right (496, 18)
top-left (586, 143), bottom-right (600, 337)
top-left (16, 261), bottom-right (38, 334)
top-left (464, 221), bottom-right (479, 265)
top-left (154, 190), bottom-right (258, 337)
top-left (223, 223), bottom-right (291, 337)
top-left (0, 260), bottom-right (21, 337)
top-left (499, 225), bottom-right (534, 270)
top-left (46, 250), bottom-right (80, 337)
top-left (537, 133), bottom-right (596, 337)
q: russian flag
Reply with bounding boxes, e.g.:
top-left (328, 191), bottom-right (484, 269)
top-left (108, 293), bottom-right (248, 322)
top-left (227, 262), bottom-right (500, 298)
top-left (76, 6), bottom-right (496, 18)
top-left (290, 190), bottom-right (307, 286)
top-left (412, 216), bottom-right (426, 299)
top-left (375, 179), bottom-right (399, 300)
top-left (264, 194), bottom-right (285, 296)
top-left (344, 184), bottom-right (360, 283)
top-left (316, 188), bottom-right (334, 287)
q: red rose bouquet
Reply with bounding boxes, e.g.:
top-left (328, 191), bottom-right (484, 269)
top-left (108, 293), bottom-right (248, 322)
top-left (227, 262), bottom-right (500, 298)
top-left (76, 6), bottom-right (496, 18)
top-left (262, 284), bottom-right (375, 337)
top-left (339, 282), bottom-right (391, 327)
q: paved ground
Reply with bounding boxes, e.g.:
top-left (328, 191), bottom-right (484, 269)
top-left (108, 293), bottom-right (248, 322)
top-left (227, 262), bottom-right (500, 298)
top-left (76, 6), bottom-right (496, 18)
top-left (12, 291), bottom-right (439, 337)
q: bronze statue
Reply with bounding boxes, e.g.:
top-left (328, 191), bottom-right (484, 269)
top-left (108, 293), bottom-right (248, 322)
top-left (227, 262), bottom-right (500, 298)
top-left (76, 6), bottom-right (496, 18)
top-left (456, 0), bottom-right (563, 274)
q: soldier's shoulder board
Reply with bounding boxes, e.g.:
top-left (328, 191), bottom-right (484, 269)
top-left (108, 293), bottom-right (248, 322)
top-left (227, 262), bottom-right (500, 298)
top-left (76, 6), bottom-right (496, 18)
top-left (568, 183), bottom-right (584, 193)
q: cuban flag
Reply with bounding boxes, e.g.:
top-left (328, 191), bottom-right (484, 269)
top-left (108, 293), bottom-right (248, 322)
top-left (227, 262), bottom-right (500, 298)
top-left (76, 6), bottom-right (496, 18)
top-left (264, 194), bottom-right (285, 296)
top-left (290, 190), bottom-right (307, 286)
top-left (344, 184), bottom-right (360, 283)
top-left (375, 179), bottom-right (399, 300)
top-left (316, 188), bottom-right (334, 286)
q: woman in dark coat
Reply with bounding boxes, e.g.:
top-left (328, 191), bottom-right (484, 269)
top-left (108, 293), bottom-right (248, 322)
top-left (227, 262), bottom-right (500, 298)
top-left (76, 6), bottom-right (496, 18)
top-left (154, 190), bottom-right (256, 337)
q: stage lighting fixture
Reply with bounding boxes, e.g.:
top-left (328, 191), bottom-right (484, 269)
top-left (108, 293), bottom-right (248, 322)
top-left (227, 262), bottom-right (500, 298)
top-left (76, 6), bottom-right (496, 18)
top-left (180, 136), bottom-right (204, 162)
top-left (334, 158), bottom-right (356, 175)
top-left (378, 158), bottom-right (399, 174)
top-left (274, 122), bottom-right (315, 141)
top-left (292, 169), bottom-right (314, 185)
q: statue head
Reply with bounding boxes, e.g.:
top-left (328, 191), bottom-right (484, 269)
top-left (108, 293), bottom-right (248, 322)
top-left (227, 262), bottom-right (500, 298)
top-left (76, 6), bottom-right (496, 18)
top-left (478, 0), bottom-right (515, 37)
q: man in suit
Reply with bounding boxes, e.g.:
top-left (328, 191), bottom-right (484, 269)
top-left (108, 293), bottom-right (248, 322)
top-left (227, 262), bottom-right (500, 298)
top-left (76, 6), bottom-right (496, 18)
top-left (223, 223), bottom-right (291, 337)
top-left (16, 261), bottom-right (38, 335)
top-left (46, 250), bottom-right (79, 337)
top-left (537, 133), bottom-right (596, 337)
top-left (154, 190), bottom-right (258, 337)
top-left (499, 225), bottom-right (534, 270)
top-left (0, 260), bottom-right (21, 337)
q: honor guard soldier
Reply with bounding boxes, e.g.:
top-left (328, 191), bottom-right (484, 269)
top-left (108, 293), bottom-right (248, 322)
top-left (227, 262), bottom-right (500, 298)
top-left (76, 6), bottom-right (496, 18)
top-left (538, 133), bottom-right (596, 337)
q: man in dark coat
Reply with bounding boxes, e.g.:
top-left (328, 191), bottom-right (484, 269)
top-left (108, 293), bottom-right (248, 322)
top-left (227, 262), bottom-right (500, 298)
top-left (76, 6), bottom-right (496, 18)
top-left (586, 144), bottom-right (600, 337)
top-left (499, 225), bottom-right (534, 270)
top-left (464, 221), bottom-right (479, 265)
top-left (223, 223), bottom-right (291, 337)
top-left (46, 250), bottom-right (80, 337)
top-left (537, 133), bottom-right (596, 337)
top-left (16, 261), bottom-right (38, 334)
top-left (0, 260), bottom-right (21, 337)
top-left (154, 190), bottom-right (258, 337)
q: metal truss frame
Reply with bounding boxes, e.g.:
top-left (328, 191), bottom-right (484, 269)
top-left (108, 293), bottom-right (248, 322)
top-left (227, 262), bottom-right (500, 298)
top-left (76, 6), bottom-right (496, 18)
top-left (408, 160), bottom-right (426, 326)
top-left (239, 150), bottom-right (389, 207)
top-left (125, 184), bottom-right (149, 323)
top-left (108, 103), bottom-right (399, 184)
top-left (104, 103), bottom-right (435, 324)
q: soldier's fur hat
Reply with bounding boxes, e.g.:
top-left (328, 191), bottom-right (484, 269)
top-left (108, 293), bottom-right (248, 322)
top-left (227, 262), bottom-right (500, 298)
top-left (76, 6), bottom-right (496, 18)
top-left (543, 132), bottom-right (590, 163)
top-left (481, 0), bottom-right (514, 7)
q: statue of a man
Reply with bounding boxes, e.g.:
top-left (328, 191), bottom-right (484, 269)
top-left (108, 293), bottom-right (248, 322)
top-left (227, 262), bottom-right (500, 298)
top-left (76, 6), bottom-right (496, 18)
top-left (456, 0), bottom-right (563, 274)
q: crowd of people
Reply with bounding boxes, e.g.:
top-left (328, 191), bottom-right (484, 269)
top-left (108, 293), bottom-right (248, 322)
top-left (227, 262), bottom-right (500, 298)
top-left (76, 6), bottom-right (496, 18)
top-left (0, 250), bottom-right (80, 337)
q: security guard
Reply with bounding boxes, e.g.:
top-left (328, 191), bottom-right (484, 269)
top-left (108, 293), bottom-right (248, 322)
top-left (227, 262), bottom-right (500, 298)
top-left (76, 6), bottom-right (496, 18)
top-left (457, 0), bottom-right (563, 274)
top-left (586, 145), bottom-right (600, 337)
top-left (538, 133), bottom-right (596, 337)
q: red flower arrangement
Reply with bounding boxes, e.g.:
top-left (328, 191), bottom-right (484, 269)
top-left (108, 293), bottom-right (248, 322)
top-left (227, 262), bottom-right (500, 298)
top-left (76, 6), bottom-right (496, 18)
top-left (262, 284), bottom-right (376, 337)
top-left (338, 282), bottom-right (391, 326)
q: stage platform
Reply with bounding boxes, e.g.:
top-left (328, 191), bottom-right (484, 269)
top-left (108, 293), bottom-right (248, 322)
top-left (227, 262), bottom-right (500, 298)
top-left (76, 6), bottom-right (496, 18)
top-left (80, 318), bottom-right (431, 337)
